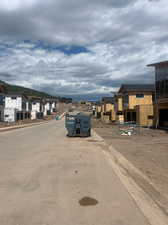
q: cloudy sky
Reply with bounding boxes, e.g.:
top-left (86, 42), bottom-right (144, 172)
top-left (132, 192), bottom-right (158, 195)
top-left (0, 0), bottom-right (167, 100)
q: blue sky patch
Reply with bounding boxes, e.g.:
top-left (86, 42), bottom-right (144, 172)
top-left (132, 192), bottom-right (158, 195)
top-left (30, 41), bottom-right (90, 55)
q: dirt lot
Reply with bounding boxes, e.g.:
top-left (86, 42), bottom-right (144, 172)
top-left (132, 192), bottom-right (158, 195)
top-left (92, 118), bottom-right (168, 202)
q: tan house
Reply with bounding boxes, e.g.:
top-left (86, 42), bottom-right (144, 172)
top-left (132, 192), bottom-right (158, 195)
top-left (114, 94), bottom-right (124, 123)
top-left (135, 104), bottom-right (154, 127)
top-left (95, 104), bottom-right (102, 118)
top-left (101, 97), bottom-right (115, 123)
top-left (148, 60), bottom-right (168, 127)
top-left (118, 84), bottom-right (155, 126)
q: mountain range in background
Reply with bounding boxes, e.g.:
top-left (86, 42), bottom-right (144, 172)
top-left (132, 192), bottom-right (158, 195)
top-left (0, 80), bottom-right (72, 102)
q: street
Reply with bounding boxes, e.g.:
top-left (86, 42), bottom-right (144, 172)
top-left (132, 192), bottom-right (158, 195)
top-left (0, 119), bottom-right (149, 225)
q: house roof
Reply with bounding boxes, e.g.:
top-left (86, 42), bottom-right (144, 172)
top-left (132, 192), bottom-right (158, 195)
top-left (0, 93), bottom-right (29, 100)
top-left (118, 84), bottom-right (155, 93)
top-left (147, 60), bottom-right (168, 67)
top-left (102, 97), bottom-right (115, 104)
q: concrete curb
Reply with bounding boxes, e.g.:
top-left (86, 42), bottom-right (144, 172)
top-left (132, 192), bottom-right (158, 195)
top-left (93, 129), bottom-right (168, 225)
top-left (0, 120), bottom-right (51, 132)
top-left (0, 111), bottom-right (66, 132)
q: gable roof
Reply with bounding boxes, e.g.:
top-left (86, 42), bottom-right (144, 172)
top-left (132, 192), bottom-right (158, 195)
top-left (102, 97), bottom-right (115, 104)
top-left (147, 60), bottom-right (168, 67)
top-left (118, 84), bottom-right (155, 93)
top-left (0, 93), bottom-right (29, 100)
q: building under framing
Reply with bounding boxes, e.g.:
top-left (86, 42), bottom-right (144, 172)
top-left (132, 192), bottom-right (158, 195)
top-left (148, 61), bottom-right (168, 128)
top-left (118, 84), bottom-right (155, 125)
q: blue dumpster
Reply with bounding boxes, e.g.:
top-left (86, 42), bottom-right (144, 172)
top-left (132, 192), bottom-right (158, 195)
top-left (65, 112), bottom-right (91, 137)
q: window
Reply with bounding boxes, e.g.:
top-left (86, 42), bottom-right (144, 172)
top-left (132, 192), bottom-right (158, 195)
top-left (0, 96), bottom-right (4, 105)
top-left (124, 94), bottom-right (128, 103)
top-left (148, 115), bottom-right (154, 120)
top-left (136, 94), bottom-right (144, 98)
top-left (11, 97), bottom-right (17, 100)
top-left (156, 66), bottom-right (168, 98)
top-left (117, 111), bottom-right (123, 115)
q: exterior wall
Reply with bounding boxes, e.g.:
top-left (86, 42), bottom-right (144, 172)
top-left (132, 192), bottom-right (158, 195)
top-left (117, 115), bottom-right (124, 123)
top-left (52, 102), bottom-right (56, 109)
top-left (32, 102), bottom-right (41, 112)
top-left (31, 111), bottom-right (37, 120)
top-left (44, 102), bottom-right (52, 115)
top-left (114, 96), bottom-right (123, 123)
top-left (136, 104), bottom-right (154, 127)
top-left (96, 106), bottom-right (101, 113)
top-left (4, 108), bottom-right (16, 122)
top-left (26, 101), bottom-right (31, 112)
top-left (124, 109), bottom-right (137, 122)
top-left (95, 105), bottom-right (101, 118)
top-left (5, 96), bottom-right (22, 111)
top-left (26, 102), bottom-right (29, 111)
top-left (155, 65), bottom-right (168, 99)
top-left (101, 104), bottom-right (105, 114)
top-left (154, 101), bottom-right (168, 127)
top-left (51, 102), bottom-right (56, 113)
top-left (0, 106), bottom-right (4, 122)
top-left (102, 103), bottom-right (114, 114)
top-left (128, 94), bottom-right (153, 110)
top-left (45, 102), bottom-right (51, 110)
top-left (111, 108), bottom-right (116, 121)
top-left (101, 114), bottom-right (110, 123)
top-left (105, 103), bottom-right (113, 112)
top-left (117, 97), bottom-right (123, 111)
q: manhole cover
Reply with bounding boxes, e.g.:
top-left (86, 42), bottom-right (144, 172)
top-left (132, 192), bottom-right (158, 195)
top-left (79, 197), bottom-right (98, 206)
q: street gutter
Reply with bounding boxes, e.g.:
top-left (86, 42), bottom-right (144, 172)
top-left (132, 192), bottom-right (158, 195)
top-left (0, 120), bottom-right (51, 132)
top-left (0, 112), bottom-right (66, 133)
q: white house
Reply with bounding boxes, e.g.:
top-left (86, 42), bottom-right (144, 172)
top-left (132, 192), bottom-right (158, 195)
top-left (31, 99), bottom-right (44, 120)
top-left (44, 101), bottom-right (52, 116)
top-left (0, 94), bottom-right (31, 122)
top-left (32, 101), bottom-right (41, 112)
top-left (0, 106), bottom-right (4, 122)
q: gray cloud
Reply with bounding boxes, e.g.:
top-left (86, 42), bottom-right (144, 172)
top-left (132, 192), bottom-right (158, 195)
top-left (0, 0), bottom-right (167, 99)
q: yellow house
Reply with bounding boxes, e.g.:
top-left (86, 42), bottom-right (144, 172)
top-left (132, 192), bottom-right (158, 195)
top-left (118, 84), bottom-right (155, 125)
top-left (148, 60), bottom-right (168, 127)
top-left (114, 94), bottom-right (124, 123)
top-left (136, 104), bottom-right (154, 127)
top-left (95, 104), bottom-right (102, 118)
top-left (101, 97), bottom-right (116, 123)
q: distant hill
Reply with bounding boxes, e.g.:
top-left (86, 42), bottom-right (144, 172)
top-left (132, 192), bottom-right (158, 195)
top-left (0, 80), bottom-right (55, 98)
top-left (0, 80), bottom-right (72, 103)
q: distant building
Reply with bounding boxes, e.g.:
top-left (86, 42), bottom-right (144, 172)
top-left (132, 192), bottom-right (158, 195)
top-left (31, 98), bottom-right (44, 120)
top-left (148, 61), bottom-right (168, 127)
top-left (0, 93), bottom-right (31, 122)
top-left (101, 97), bottom-right (116, 122)
top-left (114, 94), bottom-right (124, 123)
top-left (118, 84), bottom-right (155, 125)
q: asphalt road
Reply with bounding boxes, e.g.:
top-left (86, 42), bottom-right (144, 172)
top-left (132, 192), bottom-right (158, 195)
top-left (0, 119), bottom-right (149, 225)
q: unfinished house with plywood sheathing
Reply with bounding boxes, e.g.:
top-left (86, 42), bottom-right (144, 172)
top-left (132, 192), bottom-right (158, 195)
top-left (101, 97), bottom-right (116, 123)
top-left (114, 94), bottom-right (124, 124)
top-left (95, 103), bottom-right (102, 119)
top-left (148, 60), bottom-right (168, 128)
top-left (118, 84), bottom-right (155, 126)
